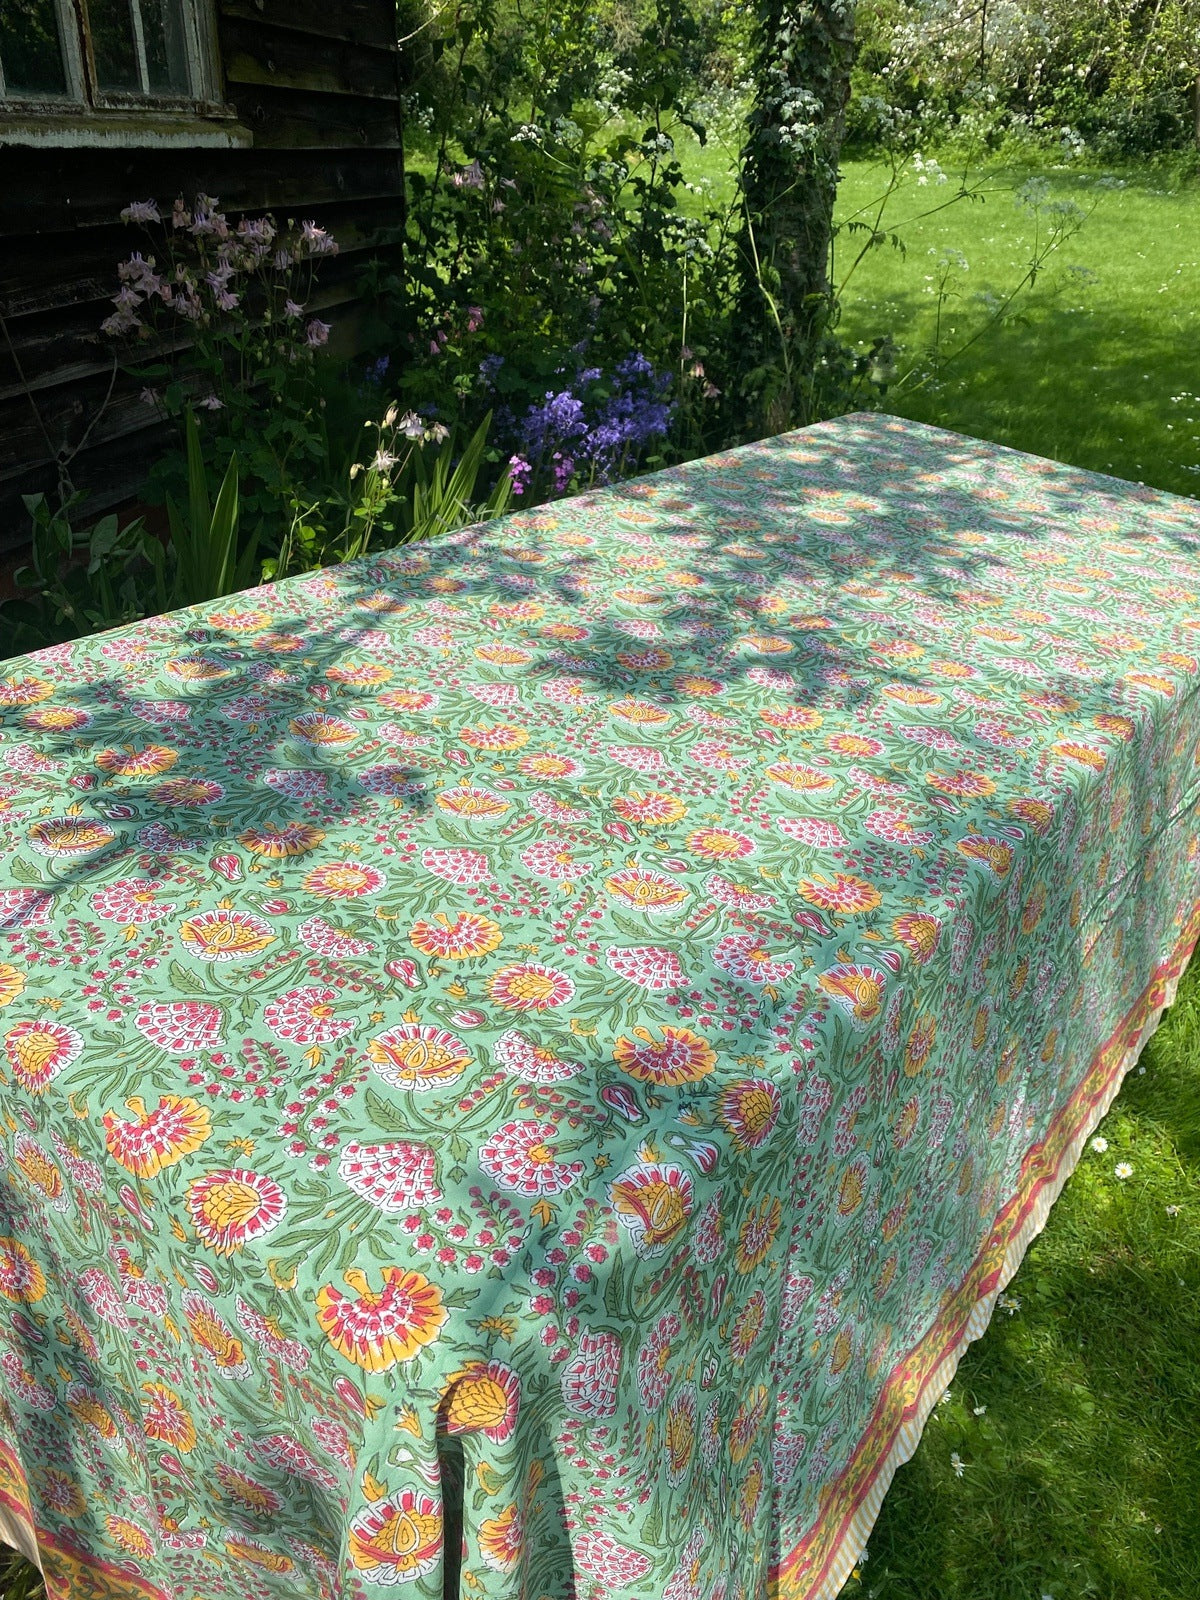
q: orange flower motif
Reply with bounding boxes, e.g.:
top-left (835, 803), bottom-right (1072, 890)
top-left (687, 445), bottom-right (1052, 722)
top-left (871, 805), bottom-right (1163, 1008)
top-left (349, 1487), bottom-right (442, 1581)
top-left (316, 1267), bottom-right (447, 1372)
top-left (613, 1025), bottom-right (716, 1087)
top-left (103, 1095), bottom-right (212, 1178)
top-left (14, 1139), bottom-right (64, 1207)
top-left (604, 867), bottom-right (688, 913)
top-left (609, 698), bottom-right (670, 725)
top-left (827, 732), bottom-right (883, 758)
top-left (1008, 797), bottom-right (1054, 836)
top-left (5, 1020), bottom-right (82, 1093)
top-left (460, 723), bottom-right (529, 751)
top-left (95, 744), bottom-right (178, 779)
top-left (728, 1385), bottom-right (769, 1462)
top-left (105, 1516), bottom-right (155, 1559)
top-left (488, 963), bottom-right (575, 1011)
top-left (881, 684), bottom-right (941, 706)
top-left (379, 689), bottom-right (436, 711)
top-left (735, 1198), bottom-right (781, 1274)
top-left (409, 912), bottom-right (502, 960)
top-left (1094, 713), bottom-right (1136, 742)
top-left (685, 827), bottom-right (753, 861)
top-left (289, 712), bottom-right (356, 744)
top-left (216, 1464), bottom-right (281, 1514)
top-left (223, 1537), bottom-right (293, 1573)
top-left (0, 964), bottom-right (25, 1008)
top-left (891, 913), bottom-right (941, 965)
top-left (326, 662), bottom-right (393, 687)
top-left (765, 760), bottom-right (835, 792)
top-left (36, 1468), bottom-right (85, 1518)
top-left (904, 1015), bottom-right (937, 1076)
top-left (182, 1292), bottom-right (249, 1376)
top-left (179, 907), bottom-right (275, 961)
top-left (799, 873), bottom-right (881, 915)
top-left (1051, 740), bottom-right (1107, 771)
top-left (186, 1168), bottom-right (288, 1256)
top-left (674, 674), bottom-right (724, 696)
top-left (239, 822), bottom-right (326, 858)
top-left (518, 753), bottom-right (578, 778)
top-left (0, 1236), bottom-right (46, 1302)
top-left (817, 963), bottom-right (887, 1030)
top-left (436, 785), bottom-right (510, 818)
top-left (141, 1382), bottom-right (196, 1452)
top-left (719, 1079), bottom-right (781, 1151)
top-left (29, 817), bottom-right (115, 857)
top-left (927, 770), bottom-right (996, 799)
top-left (609, 1161), bottom-right (693, 1258)
top-left (23, 705), bottom-right (91, 732)
top-left (478, 1503), bottom-right (523, 1573)
top-left (955, 834), bottom-right (1014, 878)
top-left (441, 1360), bottom-right (520, 1442)
top-left (612, 792), bottom-right (687, 826)
top-left (0, 675), bottom-right (53, 705)
top-left (760, 705), bottom-right (823, 732)
top-left (368, 1019), bottom-right (472, 1090)
top-left (475, 644), bottom-right (533, 665)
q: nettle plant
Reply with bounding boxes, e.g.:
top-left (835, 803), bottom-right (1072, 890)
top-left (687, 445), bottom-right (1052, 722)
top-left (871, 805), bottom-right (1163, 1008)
top-left (102, 195), bottom-right (340, 527)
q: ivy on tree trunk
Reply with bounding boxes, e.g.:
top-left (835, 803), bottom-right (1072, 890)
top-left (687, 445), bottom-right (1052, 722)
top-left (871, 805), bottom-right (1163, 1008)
top-left (735, 0), bottom-right (857, 434)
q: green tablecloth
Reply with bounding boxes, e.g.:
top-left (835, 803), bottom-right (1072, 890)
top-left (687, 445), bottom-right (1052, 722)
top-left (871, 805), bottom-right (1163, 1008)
top-left (1, 413), bottom-right (1199, 1600)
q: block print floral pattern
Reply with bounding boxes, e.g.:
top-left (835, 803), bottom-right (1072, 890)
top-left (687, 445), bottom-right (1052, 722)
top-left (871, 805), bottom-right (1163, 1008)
top-left (0, 414), bottom-right (1199, 1600)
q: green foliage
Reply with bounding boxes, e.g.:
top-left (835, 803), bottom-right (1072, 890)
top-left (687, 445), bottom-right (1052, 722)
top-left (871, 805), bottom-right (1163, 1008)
top-left (165, 411), bottom-right (259, 607)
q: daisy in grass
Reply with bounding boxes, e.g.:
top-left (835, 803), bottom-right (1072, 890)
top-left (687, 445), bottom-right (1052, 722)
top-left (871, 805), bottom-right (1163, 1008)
top-left (1115, 1162), bottom-right (1134, 1180)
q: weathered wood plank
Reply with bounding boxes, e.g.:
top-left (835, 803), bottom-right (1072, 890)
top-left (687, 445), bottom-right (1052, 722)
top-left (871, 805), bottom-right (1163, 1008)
top-left (227, 85), bottom-right (401, 150)
top-left (220, 17), bottom-right (399, 102)
top-left (218, 0), bottom-right (398, 49)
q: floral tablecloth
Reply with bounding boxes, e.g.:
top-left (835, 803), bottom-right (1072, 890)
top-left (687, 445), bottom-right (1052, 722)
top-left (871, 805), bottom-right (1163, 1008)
top-left (2, 413), bottom-right (1200, 1600)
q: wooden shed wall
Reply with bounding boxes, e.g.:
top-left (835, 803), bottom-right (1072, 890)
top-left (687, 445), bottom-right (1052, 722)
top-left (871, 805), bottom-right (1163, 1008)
top-left (0, 0), bottom-right (404, 561)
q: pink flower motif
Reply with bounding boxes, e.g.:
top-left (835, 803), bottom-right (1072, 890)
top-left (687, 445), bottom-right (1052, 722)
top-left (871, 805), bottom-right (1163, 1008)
top-left (865, 808), bottom-right (934, 845)
top-left (479, 1121), bottom-right (583, 1197)
top-left (305, 317), bottom-right (331, 347)
top-left (360, 766), bottom-right (424, 799)
top-left (256, 1433), bottom-right (337, 1490)
top-left (263, 768), bottom-right (329, 799)
top-left (311, 1414), bottom-right (354, 1467)
top-left (689, 739), bottom-right (745, 771)
top-left (636, 1311), bottom-right (681, 1410)
top-left (776, 816), bottom-right (847, 848)
top-left (493, 1028), bottom-right (580, 1083)
top-left (605, 744), bottom-right (665, 773)
top-left (338, 1140), bottom-right (442, 1210)
top-left (713, 933), bottom-right (795, 986)
top-left (78, 1267), bottom-right (131, 1330)
top-left (520, 840), bottom-right (593, 880)
top-left (134, 1000), bottom-right (224, 1054)
top-left (604, 945), bottom-right (687, 992)
top-left (575, 1529), bottom-right (652, 1585)
top-left (91, 878), bottom-right (176, 924)
top-left (420, 846), bottom-right (491, 885)
top-left (236, 1296), bottom-right (311, 1371)
top-left (560, 1329), bottom-right (622, 1419)
top-left (263, 986), bottom-right (354, 1046)
top-left (530, 792), bottom-right (589, 822)
top-left (705, 874), bottom-right (775, 910)
top-left (0, 889), bottom-right (55, 930)
top-left (297, 916), bottom-right (373, 958)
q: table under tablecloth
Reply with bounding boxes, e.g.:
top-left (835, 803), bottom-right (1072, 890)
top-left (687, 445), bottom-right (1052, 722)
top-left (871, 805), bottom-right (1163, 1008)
top-left (1, 412), bottom-right (1199, 1600)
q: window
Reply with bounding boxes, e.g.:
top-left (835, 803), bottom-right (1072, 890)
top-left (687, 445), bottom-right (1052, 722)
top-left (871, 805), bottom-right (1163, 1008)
top-left (0, 0), bottom-right (219, 109)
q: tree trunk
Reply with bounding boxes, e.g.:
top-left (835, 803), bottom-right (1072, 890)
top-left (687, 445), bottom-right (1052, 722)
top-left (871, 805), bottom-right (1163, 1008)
top-left (734, 0), bottom-right (857, 435)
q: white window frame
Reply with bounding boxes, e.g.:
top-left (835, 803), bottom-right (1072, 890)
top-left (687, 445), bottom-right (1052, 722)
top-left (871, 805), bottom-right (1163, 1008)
top-left (0, 0), bottom-right (245, 144)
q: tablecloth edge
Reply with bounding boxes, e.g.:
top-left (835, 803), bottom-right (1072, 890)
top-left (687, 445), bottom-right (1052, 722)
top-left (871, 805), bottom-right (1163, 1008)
top-left (770, 896), bottom-right (1200, 1600)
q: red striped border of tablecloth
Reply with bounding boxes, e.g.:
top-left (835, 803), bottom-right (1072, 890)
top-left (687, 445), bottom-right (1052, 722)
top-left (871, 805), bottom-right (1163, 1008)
top-left (770, 896), bottom-right (1200, 1600)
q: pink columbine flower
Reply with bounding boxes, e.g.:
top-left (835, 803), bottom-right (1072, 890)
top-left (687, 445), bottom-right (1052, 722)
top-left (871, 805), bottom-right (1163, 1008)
top-left (284, 298), bottom-right (304, 318)
top-left (121, 199), bottom-right (161, 224)
top-left (305, 318), bottom-right (331, 348)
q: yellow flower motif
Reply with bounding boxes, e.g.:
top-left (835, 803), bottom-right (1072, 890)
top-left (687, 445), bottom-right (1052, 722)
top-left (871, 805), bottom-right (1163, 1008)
top-left (409, 912), bottom-right (502, 960)
top-left (316, 1266), bottom-right (447, 1372)
top-left (239, 822), bottom-right (326, 858)
top-left (0, 965), bottom-right (25, 1008)
top-left (95, 744), bottom-right (178, 778)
